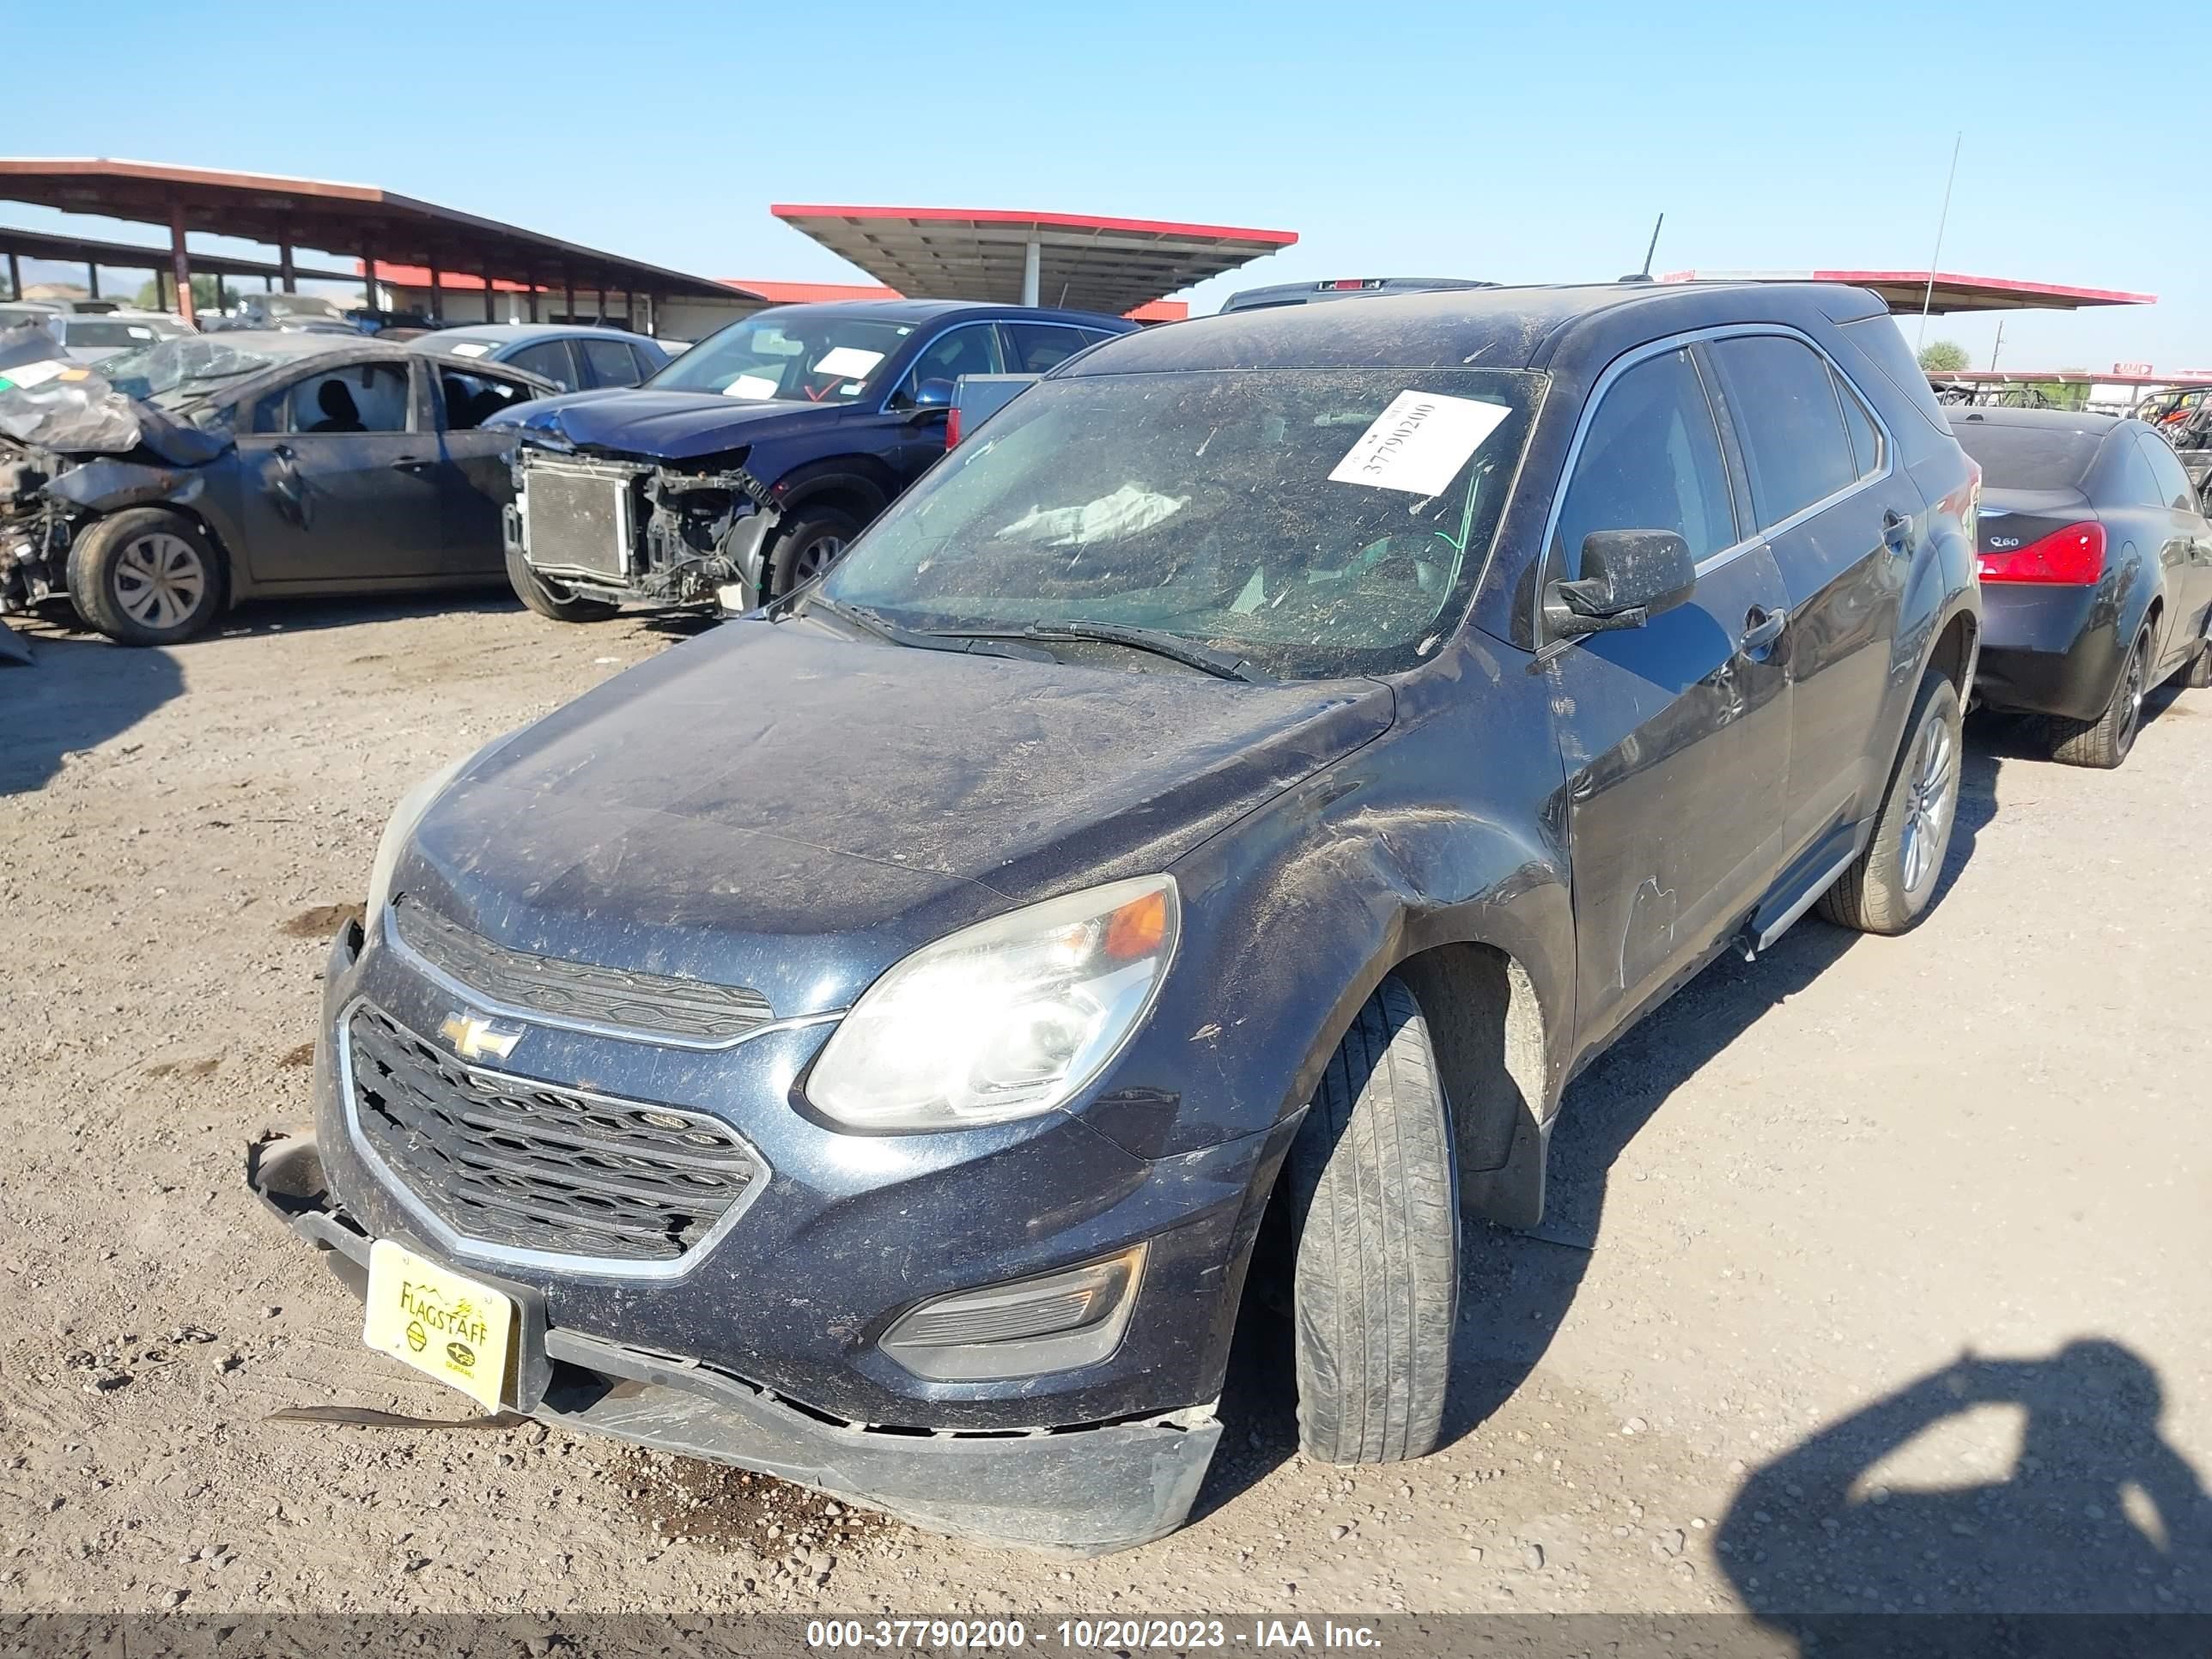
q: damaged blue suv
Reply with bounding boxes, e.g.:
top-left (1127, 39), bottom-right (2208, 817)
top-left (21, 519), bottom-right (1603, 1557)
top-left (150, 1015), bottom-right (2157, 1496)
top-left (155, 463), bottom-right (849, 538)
top-left (252, 281), bottom-right (1980, 1553)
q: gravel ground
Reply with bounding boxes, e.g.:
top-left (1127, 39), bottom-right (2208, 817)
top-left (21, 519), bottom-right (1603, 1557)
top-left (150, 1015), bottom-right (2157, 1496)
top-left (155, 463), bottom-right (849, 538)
top-left (1, 595), bottom-right (2207, 1624)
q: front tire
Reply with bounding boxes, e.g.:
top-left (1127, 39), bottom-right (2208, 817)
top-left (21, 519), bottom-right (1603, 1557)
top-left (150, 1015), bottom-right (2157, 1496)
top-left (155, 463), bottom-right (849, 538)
top-left (768, 507), bottom-right (861, 599)
top-left (1284, 975), bottom-right (1458, 1466)
top-left (506, 544), bottom-right (619, 623)
top-left (2050, 625), bottom-right (2150, 769)
top-left (1818, 668), bottom-right (1964, 935)
top-left (65, 508), bottom-right (224, 645)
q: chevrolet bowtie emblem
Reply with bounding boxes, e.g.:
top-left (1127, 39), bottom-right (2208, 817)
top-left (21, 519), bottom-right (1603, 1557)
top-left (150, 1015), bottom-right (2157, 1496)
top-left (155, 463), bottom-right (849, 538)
top-left (439, 1011), bottom-right (524, 1063)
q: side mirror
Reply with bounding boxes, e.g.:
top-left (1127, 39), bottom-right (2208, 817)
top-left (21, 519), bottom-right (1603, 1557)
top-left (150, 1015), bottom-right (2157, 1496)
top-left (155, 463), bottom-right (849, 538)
top-left (906, 378), bottom-right (955, 416)
top-left (1544, 529), bottom-right (1697, 636)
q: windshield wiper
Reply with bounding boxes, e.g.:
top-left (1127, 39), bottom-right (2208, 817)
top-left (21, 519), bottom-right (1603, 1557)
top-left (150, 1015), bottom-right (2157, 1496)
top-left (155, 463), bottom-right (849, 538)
top-left (935, 621), bottom-right (1256, 681)
top-left (791, 592), bottom-right (1055, 662)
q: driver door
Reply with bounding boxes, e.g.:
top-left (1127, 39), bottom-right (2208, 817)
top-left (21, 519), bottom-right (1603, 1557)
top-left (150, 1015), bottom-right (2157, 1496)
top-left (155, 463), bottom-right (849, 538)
top-left (232, 358), bottom-right (447, 585)
top-left (1545, 343), bottom-right (1794, 1055)
top-left (883, 322), bottom-right (1006, 485)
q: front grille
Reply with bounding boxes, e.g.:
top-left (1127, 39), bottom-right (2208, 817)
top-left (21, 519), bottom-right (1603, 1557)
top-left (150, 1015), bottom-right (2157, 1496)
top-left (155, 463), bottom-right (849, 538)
top-left (345, 1005), bottom-right (763, 1263)
top-left (521, 459), bottom-right (634, 581)
top-left (391, 895), bottom-right (772, 1043)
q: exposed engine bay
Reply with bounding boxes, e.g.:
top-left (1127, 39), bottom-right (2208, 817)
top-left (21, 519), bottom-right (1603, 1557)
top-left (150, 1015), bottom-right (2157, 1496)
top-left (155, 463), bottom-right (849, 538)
top-left (507, 441), bottom-right (783, 611)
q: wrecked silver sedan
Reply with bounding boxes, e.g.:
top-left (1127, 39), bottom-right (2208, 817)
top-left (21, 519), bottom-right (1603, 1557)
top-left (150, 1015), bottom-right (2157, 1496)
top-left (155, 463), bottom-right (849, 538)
top-left (0, 328), bottom-right (550, 645)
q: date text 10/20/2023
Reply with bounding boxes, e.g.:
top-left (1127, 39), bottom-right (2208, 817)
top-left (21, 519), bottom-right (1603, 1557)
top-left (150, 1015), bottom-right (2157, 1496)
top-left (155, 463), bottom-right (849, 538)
top-left (804, 1620), bottom-right (1382, 1650)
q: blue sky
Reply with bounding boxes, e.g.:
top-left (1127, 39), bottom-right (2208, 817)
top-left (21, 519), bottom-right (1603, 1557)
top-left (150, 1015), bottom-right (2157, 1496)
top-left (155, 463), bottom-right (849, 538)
top-left (9, 0), bottom-right (2207, 371)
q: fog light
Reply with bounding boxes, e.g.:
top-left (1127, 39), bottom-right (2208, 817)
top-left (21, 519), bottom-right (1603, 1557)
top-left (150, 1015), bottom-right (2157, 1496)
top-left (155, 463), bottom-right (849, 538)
top-left (880, 1244), bottom-right (1146, 1382)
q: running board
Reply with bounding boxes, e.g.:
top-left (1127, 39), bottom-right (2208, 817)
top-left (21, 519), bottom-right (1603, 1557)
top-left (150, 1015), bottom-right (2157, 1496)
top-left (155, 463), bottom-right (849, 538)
top-left (1735, 845), bottom-right (1860, 961)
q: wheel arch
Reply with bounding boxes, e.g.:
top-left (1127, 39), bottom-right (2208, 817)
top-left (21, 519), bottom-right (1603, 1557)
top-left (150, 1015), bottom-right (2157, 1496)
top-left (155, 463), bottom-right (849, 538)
top-left (74, 501), bottom-right (236, 611)
top-left (770, 459), bottom-right (894, 526)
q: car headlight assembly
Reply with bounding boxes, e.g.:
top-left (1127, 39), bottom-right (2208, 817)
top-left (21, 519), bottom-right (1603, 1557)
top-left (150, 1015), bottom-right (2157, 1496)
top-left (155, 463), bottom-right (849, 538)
top-left (808, 875), bottom-right (1180, 1133)
top-left (362, 736), bottom-right (512, 926)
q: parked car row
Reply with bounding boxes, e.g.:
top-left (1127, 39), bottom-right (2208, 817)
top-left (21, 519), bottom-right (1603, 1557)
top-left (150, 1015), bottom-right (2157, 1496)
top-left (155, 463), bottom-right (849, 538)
top-left (252, 279), bottom-right (2034, 1556)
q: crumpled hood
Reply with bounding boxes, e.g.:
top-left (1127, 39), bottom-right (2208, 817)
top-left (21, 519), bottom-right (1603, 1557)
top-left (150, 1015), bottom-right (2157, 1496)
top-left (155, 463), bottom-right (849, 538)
top-left (398, 623), bottom-right (1394, 1015)
top-left (491, 386), bottom-right (832, 460)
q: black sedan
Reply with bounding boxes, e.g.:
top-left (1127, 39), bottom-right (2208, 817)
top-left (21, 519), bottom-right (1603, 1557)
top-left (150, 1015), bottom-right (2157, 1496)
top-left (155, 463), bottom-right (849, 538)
top-left (0, 332), bottom-right (552, 645)
top-left (1951, 407), bottom-right (2212, 766)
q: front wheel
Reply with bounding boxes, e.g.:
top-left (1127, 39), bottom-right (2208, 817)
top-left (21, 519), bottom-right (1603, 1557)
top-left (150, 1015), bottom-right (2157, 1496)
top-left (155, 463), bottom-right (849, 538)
top-left (65, 508), bottom-right (225, 645)
top-left (506, 544), bottom-right (619, 623)
top-left (1283, 975), bottom-right (1459, 1465)
top-left (1817, 669), bottom-right (1964, 935)
top-left (2050, 626), bottom-right (2150, 769)
top-left (768, 507), bottom-right (861, 599)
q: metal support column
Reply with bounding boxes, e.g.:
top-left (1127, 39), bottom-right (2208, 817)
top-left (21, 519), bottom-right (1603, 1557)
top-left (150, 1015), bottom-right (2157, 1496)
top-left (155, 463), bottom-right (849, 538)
top-left (5, 248), bottom-right (18, 301)
top-left (427, 253), bottom-right (443, 324)
top-left (86, 263), bottom-right (100, 299)
top-left (482, 260), bottom-right (496, 323)
top-left (278, 238), bottom-right (295, 292)
top-left (1020, 238), bottom-right (1041, 307)
top-left (167, 201), bottom-right (197, 329)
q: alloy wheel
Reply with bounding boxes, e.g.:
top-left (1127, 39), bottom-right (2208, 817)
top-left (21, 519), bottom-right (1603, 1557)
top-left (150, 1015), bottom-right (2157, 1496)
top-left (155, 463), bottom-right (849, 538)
top-left (792, 534), bottom-right (844, 584)
top-left (112, 532), bottom-right (207, 633)
top-left (1899, 715), bottom-right (1957, 902)
top-left (2115, 635), bottom-right (2148, 755)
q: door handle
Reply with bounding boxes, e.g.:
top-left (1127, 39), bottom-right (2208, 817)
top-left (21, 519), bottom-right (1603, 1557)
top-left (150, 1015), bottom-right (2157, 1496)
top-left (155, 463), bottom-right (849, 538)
top-left (389, 455), bottom-right (434, 472)
top-left (1741, 605), bottom-right (1788, 659)
top-left (271, 442), bottom-right (296, 465)
top-left (1882, 507), bottom-right (1915, 553)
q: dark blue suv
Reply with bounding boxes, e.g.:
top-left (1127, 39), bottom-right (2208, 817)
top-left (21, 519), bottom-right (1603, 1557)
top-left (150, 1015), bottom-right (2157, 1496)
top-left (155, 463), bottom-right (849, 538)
top-left (491, 300), bottom-right (1136, 620)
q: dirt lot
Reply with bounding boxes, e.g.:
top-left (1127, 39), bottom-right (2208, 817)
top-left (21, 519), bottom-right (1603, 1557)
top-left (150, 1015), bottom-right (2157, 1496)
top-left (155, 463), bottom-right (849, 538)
top-left (1, 596), bottom-right (2207, 1626)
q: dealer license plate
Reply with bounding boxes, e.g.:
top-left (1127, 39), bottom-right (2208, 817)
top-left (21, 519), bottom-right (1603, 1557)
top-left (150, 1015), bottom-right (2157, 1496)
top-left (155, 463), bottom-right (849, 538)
top-left (362, 1239), bottom-right (515, 1413)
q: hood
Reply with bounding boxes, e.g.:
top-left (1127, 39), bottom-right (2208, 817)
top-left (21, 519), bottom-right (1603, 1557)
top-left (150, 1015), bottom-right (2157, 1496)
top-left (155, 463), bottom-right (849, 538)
top-left (399, 623), bottom-right (1395, 1016)
top-left (492, 386), bottom-right (833, 461)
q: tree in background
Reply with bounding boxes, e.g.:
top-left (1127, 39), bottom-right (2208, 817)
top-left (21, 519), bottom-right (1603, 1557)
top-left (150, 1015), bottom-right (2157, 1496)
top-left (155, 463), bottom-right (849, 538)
top-left (133, 274), bottom-right (222, 313)
top-left (1917, 340), bottom-right (1972, 373)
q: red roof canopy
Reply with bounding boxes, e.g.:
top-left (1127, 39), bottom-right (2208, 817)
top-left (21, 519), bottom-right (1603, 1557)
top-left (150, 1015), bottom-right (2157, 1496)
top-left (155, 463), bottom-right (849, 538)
top-left (1658, 268), bottom-right (2156, 314)
top-left (769, 204), bottom-right (1295, 315)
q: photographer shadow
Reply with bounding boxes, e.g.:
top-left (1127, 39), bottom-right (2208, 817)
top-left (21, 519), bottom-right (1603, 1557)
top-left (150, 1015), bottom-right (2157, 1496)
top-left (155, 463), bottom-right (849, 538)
top-left (1719, 1341), bottom-right (2212, 1651)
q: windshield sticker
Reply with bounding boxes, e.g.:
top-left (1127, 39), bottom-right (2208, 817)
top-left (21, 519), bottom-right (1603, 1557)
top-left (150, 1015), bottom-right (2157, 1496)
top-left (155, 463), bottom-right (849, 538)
top-left (724, 374), bottom-right (779, 400)
top-left (445, 342), bottom-right (491, 358)
top-left (996, 483), bottom-right (1190, 546)
top-left (0, 359), bottom-right (67, 391)
top-left (812, 346), bottom-right (884, 379)
top-left (1328, 391), bottom-right (1511, 496)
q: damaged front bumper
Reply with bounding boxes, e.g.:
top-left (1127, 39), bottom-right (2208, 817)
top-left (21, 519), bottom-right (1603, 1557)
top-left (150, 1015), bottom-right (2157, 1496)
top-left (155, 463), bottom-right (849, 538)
top-left (506, 446), bottom-right (781, 614)
top-left (247, 1132), bottom-right (1221, 1553)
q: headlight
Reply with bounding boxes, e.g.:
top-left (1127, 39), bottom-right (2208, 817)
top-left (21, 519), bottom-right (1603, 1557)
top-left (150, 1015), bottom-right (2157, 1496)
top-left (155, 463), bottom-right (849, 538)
top-left (808, 875), bottom-right (1180, 1133)
top-left (362, 736), bottom-right (511, 925)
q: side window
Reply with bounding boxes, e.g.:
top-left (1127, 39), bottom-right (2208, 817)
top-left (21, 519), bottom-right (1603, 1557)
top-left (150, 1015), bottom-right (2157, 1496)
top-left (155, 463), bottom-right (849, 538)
top-left (439, 369), bottom-right (533, 431)
top-left (248, 387), bottom-right (289, 434)
top-left (507, 339), bottom-right (579, 392)
top-left (1078, 328), bottom-right (1119, 349)
top-left (578, 337), bottom-right (643, 389)
top-left (2116, 435), bottom-right (2169, 508)
top-left (1003, 323), bottom-right (1087, 374)
top-left (892, 325), bottom-right (1001, 406)
top-left (2136, 433), bottom-right (2197, 512)
top-left (629, 343), bottom-right (663, 382)
top-left (1832, 366), bottom-right (1884, 479)
top-left (1553, 347), bottom-right (1737, 574)
top-left (1709, 335), bottom-right (1857, 527)
top-left (287, 362), bottom-right (410, 434)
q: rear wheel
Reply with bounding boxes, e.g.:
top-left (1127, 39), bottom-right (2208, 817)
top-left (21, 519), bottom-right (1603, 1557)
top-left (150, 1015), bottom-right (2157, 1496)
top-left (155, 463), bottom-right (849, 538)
top-left (1283, 975), bottom-right (1458, 1466)
top-left (2178, 635), bottom-right (2212, 690)
top-left (1818, 669), bottom-right (1964, 935)
top-left (65, 508), bottom-right (224, 646)
top-left (2051, 626), bottom-right (2150, 769)
top-left (506, 544), bottom-right (619, 623)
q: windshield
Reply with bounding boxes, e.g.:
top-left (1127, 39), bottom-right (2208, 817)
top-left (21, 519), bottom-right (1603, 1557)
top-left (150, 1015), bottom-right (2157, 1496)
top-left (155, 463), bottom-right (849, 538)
top-left (1950, 420), bottom-right (2102, 491)
top-left (819, 368), bottom-right (1543, 679)
top-left (647, 312), bottom-right (913, 403)
top-left (97, 337), bottom-right (283, 409)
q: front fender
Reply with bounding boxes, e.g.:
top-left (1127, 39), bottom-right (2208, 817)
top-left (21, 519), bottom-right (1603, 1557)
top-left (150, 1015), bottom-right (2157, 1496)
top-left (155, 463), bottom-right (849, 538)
top-left (1073, 647), bottom-right (1575, 1191)
top-left (43, 458), bottom-right (204, 517)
